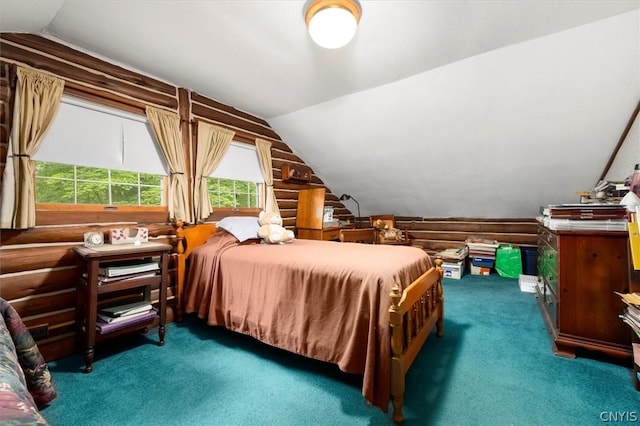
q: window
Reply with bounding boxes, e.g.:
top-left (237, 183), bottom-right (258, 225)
top-left (33, 95), bottom-right (167, 207)
top-left (35, 162), bottom-right (164, 206)
top-left (206, 142), bottom-right (263, 209)
top-left (207, 178), bottom-right (258, 208)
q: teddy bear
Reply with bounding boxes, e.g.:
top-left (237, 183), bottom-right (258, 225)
top-left (373, 219), bottom-right (403, 242)
top-left (258, 211), bottom-right (295, 244)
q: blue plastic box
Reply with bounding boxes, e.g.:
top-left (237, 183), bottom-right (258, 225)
top-left (470, 257), bottom-right (495, 268)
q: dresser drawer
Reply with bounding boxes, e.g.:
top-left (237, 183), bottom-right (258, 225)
top-left (538, 227), bottom-right (558, 250)
top-left (543, 284), bottom-right (557, 329)
top-left (322, 228), bottom-right (341, 241)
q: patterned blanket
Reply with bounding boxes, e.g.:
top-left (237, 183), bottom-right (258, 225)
top-left (0, 298), bottom-right (57, 425)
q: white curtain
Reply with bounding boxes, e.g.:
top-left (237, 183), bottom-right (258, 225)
top-left (0, 67), bottom-right (64, 229)
top-left (145, 106), bottom-right (192, 224)
top-left (194, 121), bottom-right (235, 221)
top-left (255, 138), bottom-right (280, 215)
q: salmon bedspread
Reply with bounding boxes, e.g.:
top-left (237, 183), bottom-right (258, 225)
top-left (184, 231), bottom-right (432, 412)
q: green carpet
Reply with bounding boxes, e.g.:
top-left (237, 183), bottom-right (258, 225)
top-left (41, 274), bottom-right (639, 425)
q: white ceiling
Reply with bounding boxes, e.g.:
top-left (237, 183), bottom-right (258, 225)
top-left (1, 0), bottom-right (637, 118)
top-left (1, 0), bottom-right (639, 218)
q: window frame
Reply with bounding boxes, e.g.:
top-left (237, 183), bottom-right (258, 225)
top-left (32, 92), bottom-right (171, 221)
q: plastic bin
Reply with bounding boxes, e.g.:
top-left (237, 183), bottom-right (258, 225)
top-left (521, 246), bottom-right (537, 276)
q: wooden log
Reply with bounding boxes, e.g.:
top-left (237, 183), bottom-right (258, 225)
top-left (1, 245), bottom-right (77, 274)
top-left (0, 43), bottom-right (178, 110)
top-left (269, 138), bottom-right (294, 154)
top-left (39, 334), bottom-right (76, 363)
top-left (21, 310), bottom-right (76, 350)
top-left (0, 223), bottom-right (175, 246)
top-left (0, 268), bottom-right (77, 301)
top-left (1, 34), bottom-right (176, 95)
top-left (273, 150), bottom-right (305, 163)
top-left (407, 219), bottom-right (538, 233)
top-left (35, 209), bottom-right (170, 226)
top-left (64, 84), bottom-right (146, 115)
top-left (9, 290), bottom-right (76, 319)
top-left (191, 91), bottom-right (271, 128)
top-left (191, 103), bottom-right (280, 140)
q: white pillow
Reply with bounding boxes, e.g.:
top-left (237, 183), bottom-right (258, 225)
top-left (217, 216), bottom-right (260, 242)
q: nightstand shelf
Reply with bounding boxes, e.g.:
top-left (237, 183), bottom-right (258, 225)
top-left (73, 242), bottom-right (171, 373)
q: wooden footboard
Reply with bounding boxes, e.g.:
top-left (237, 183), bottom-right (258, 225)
top-left (389, 258), bottom-right (444, 424)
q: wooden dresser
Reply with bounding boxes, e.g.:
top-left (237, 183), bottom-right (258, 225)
top-left (536, 224), bottom-right (632, 360)
top-left (296, 187), bottom-right (352, 241)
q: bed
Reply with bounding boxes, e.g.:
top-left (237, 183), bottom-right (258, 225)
top-left (0, 298), bottom-right (57, 425)
top-left (174, 218), bottom-right (444, 424)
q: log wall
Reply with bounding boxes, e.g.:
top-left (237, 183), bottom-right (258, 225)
top-left (0, 33), bottom-right (349, 361)
top-left (0, 33), bottom-right (537, 362)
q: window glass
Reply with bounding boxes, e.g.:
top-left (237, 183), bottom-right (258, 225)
top-left (207, 177), bottom-right (259, 208)
top-left (35, 162), bottom-right (165, 206)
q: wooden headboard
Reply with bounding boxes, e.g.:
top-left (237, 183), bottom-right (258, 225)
top-left (174, 221), bottom-right (217, 321)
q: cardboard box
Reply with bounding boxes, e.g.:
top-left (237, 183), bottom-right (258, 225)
top-left (109, 227), bottom-right (149, 245)
top-left (469, 263), bottom-right (491, 276)
top-left (442, 260), bottom-right (464, 280)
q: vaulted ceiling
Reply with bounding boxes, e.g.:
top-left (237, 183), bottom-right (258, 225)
top-left (1, 0), bottom-right (639, 217)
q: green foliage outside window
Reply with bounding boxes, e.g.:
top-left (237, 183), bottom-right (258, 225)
top-left (35, 161), bottom-right (164, 206)
top-left (207, 177), bottom-right (258, 208)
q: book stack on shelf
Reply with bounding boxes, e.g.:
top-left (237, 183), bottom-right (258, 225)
top-left (541, 204), bottom-right (628, 231)
top-left (97, 260), bottom-right (159, 285)
top-left (96, 301), bottom-right (157, 334)
top-left (616, 292), bottom-right (640, 385)
top-left (466, 238), bottom-right (499, 276)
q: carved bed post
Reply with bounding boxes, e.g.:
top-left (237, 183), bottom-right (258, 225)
top-left (434, 258), bottom-right (444, 337)
top-left (175, 220), bottom-right (185, 322)
top-left (389, 282), bottom-right (405, 424)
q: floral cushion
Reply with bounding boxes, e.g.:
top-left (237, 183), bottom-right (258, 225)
top-left (0, 298), bottom-right (56, 425)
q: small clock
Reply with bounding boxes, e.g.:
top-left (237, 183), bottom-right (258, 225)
top-left (84, 231), bottom-right (104, 248)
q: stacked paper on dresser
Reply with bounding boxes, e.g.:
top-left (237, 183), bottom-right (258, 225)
top-left (541, 204), bottom-right (628, 231)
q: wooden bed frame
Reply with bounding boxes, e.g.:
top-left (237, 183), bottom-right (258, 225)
top-left (174, 221), bottom-right (444, 424)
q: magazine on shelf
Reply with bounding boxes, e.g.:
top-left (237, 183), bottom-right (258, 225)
top-left (99, 301), bottom-right (153, 318)
top-left (97, 271), bottom-right (158, 285)
top-left (98, 307), bottom-right (153, 324)
top-left (96, 310), bottom-right (157, 334)
top-left (97, 260), bottom-right (159, 278)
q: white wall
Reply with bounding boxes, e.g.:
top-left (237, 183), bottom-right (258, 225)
top-left (270, 10), bottom-right (640, 218)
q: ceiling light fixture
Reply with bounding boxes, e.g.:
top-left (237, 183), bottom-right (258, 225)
top-left (304, 0), bottom-right (362, 49)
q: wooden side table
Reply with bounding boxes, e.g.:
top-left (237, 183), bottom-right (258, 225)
top-left (73, 242), bottom-right (171, 373)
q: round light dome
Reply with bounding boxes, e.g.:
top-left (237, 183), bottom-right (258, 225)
top-left (305, 0), bottom-right (361, 49)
